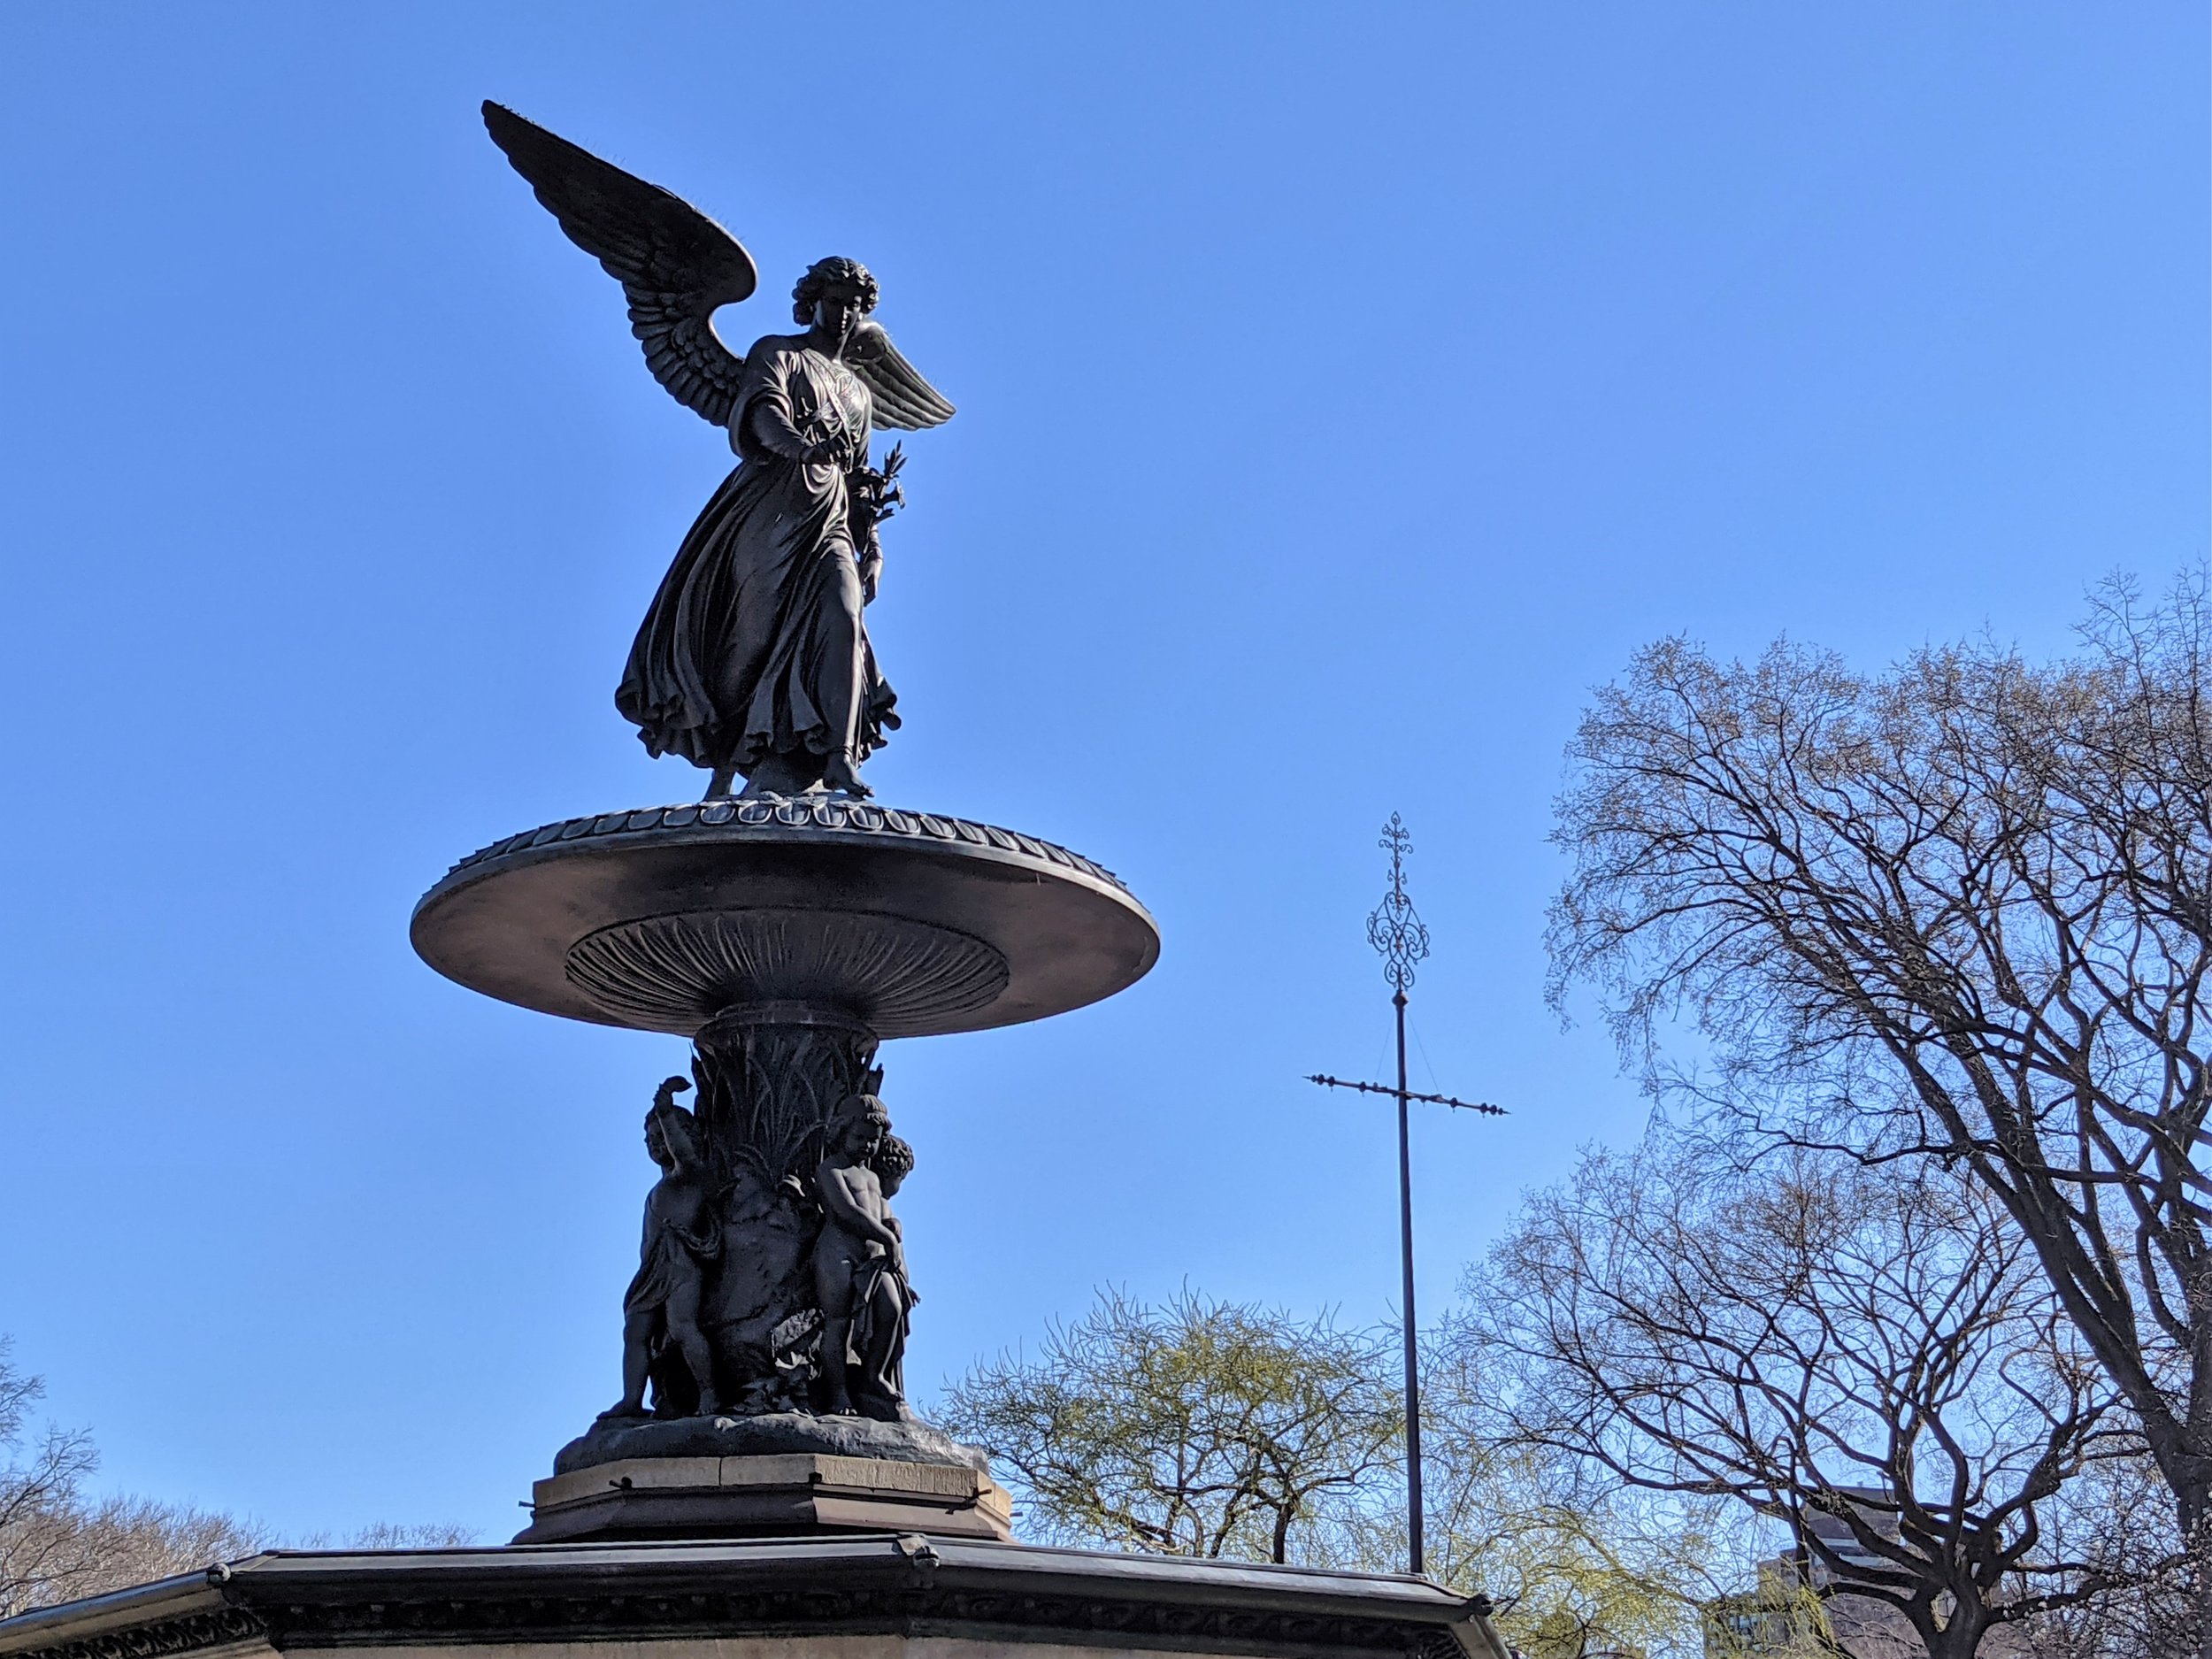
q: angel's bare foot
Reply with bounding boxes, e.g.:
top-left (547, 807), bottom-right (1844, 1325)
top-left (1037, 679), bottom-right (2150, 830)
top-left (821, 753), bottom-right (871, 797)
top-left (704, 763), bottom-right (738, 799)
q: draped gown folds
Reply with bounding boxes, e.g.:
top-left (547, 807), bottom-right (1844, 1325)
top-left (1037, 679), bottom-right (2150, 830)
top-left (616, 335), bottom-right (899, 783)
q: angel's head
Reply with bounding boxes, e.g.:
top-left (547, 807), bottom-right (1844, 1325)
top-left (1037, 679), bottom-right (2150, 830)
top-left (793, 257), bottom-right (879, 344)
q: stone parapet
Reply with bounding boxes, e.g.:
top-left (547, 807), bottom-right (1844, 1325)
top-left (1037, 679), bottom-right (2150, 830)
top-left (0, 1534), bottom-right (1510, 1659)
top-left (518, 1453), bottom-right (1010, 1543)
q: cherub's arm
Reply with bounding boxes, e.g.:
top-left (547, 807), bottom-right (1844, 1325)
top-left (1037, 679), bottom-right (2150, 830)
top-left (815, 1164), bottom-right (901, 1251)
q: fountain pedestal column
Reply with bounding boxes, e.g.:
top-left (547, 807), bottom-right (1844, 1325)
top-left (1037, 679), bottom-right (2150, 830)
top-left (410, 794), bottom-right (1159, 1541)
top-left (687, 1003), bottom-right (880, 1190)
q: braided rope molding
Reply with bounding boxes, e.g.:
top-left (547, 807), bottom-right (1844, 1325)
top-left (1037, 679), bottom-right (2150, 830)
top-left (276, 1588), bottom-right (1428, 1656)
top-left (4, 1585), bottom-right (1492, 1659)
top-left (6, 1605), bottom-right (266, 1659)
top-left (442, 800), bottom-right (1130, 895)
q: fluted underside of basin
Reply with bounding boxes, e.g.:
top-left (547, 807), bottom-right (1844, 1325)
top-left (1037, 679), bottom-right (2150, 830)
top-left (410, 797), bottom-right (1159, 1038)
top-left (565, 908), bottom-right (1012, 1032)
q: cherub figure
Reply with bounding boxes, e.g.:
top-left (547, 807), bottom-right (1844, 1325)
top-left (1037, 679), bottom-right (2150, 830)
top-left (604, 1077), bottom-right (724, 1419)
top-left (811, 1092), bottom-right (917, 1420)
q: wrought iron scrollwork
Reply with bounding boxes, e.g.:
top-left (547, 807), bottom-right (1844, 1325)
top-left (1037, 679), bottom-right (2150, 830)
top-left (1364, 812), bottom-right (1430, 998)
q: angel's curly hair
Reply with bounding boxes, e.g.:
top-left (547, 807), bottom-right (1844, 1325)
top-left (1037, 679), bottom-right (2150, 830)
top-left (787, 257), bottom-right (872, 325)
top-left (793, 257), bottom-right (879, 324)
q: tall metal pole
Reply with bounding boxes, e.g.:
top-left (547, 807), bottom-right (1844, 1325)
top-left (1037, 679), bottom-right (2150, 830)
top-left (1365, 813), bottom-right (1430, 1578)
top-left (1311, 822), bottom-right (1503, 1578)
top-left (1394, 983), bottom-right (1424, 1577)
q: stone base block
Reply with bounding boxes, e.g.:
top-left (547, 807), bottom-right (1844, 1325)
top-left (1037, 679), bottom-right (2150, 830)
top-left (515, 1453), bottom-right (1012, 1544)
top-left (555, 1409), bottom-right (988, 1475)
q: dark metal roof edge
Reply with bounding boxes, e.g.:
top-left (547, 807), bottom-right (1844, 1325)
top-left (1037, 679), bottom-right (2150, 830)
top-left (1, 1536), bottom-right (1502, 1659)
top-left (932, 1540), bottom-right (1472, 1615)
top-left (0, 1572), bottom-right (229, 1655)
top-left (216, 1533), bottom-right (1475, 1618)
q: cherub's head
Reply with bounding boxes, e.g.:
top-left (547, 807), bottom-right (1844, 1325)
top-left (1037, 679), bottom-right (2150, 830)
top-left (828, 1089), bottom-right (891, 1158)
top-left (644, 1075), bottom-right (700, 1172)
top-left (793, 257), bottom-right (879, 343)
top-left (872, 1132), bottom-right (915, 1198)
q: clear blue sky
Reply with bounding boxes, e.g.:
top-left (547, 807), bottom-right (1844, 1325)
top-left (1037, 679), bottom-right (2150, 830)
top-left (0, 4), bottom-right (2202, 1543)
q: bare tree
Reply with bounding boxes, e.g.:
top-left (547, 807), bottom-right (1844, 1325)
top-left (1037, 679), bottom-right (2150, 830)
top-left (1463, 1142), bottom-right (2138, 1659)
top-left (4, 1496), bottom-right (272, 1617)
top-left (0, 1340), bottom-right (268, 1617)
top-left (1547, 579), bottom-right (2212, 1647)
top-left (2012, 1448), bottom-right (2190, 1658)
top-left (941, 1287), bottom-right (1402, 1563)
top-left (1408, 1333), bottom-right (1748, 1659)
top-left (0, 1341), bottom-right (473, 1617)
top-left (0, 1340), bottom-right (100, 1616)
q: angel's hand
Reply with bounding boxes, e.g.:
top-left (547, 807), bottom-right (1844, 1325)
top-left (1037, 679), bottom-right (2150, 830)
top-left (860, 555), bottom-right (883, 604)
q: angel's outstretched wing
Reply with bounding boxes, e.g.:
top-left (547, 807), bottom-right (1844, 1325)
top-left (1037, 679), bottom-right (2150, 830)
top-left (484, 102), bottom-right (757, 427)
top-left (847, 320), bottom-right (956, 431)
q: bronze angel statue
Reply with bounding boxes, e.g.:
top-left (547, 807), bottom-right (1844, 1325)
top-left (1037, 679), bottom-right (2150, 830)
top-left (485, 103), bottom-right (956, 799)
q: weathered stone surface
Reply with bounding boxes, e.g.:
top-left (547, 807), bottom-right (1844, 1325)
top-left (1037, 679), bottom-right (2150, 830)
top-left (555, 1409), bottom-right (989, 1475)
top-left (518, 1453), bottom-right (1013, 1545)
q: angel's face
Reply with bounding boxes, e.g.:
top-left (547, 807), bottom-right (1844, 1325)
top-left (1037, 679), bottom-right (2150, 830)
top-left (810, 290), bottom-right (866, 349)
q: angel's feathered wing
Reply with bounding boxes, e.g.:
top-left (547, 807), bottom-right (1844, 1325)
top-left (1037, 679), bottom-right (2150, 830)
top-left (847, 320), bottom-right (956, 432)
top-left (484, 102), bottom-right (757, 426)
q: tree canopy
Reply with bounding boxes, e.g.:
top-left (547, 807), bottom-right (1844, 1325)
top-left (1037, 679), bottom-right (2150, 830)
top-left (1548, 577), bottom-right (2212, 1562)
top-left (941, 1288), bottom-right (1733, 1658)
top-left (1463, 1139), bottom-right (2148, 1659)
top-left (941, 1287), bottom-right (1400, 1563)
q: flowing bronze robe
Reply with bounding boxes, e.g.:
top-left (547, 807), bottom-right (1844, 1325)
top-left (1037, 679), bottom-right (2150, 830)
top-left (617, 335), bottom-right (898, 778)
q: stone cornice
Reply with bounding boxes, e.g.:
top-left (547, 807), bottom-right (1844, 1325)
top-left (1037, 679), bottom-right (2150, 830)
top-left (1, 1539), bottom-right (1500, 1659)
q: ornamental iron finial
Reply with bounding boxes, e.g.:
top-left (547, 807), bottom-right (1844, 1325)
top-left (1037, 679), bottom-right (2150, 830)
top-left (1365, 812), bottom-right (1430, 998)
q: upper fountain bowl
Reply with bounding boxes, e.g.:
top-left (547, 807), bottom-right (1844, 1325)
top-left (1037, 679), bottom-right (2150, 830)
top-left (411, 797), bottom-right (1160, 1039)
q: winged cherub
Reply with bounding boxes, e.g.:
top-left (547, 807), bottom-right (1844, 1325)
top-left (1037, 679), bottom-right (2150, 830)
top-left (485, 104), bottom-right (955, 799)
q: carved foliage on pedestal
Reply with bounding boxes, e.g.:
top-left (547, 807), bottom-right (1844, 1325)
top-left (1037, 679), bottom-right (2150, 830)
top-left (691, 1010), bottom-right (879, 1187)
